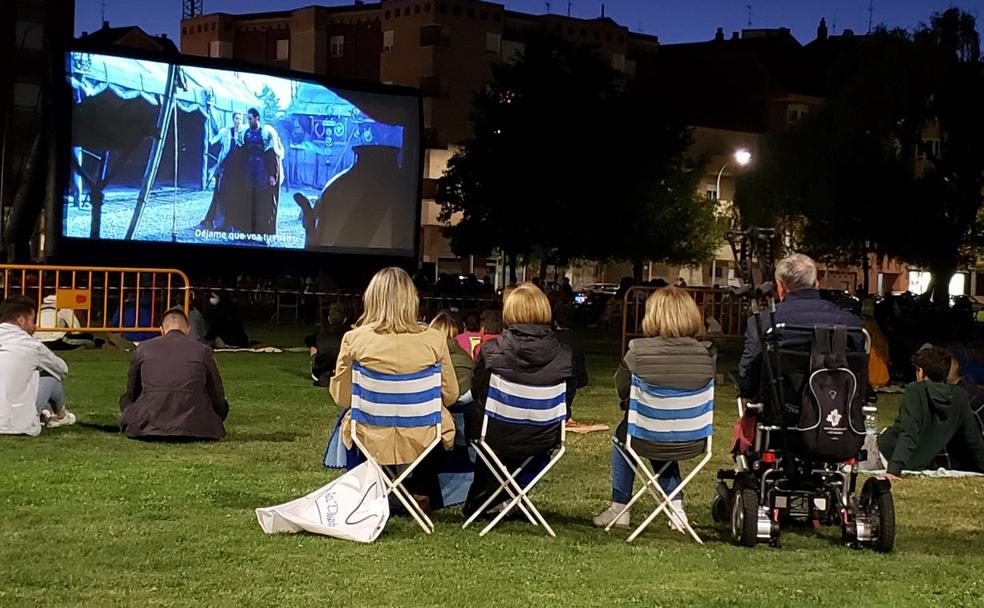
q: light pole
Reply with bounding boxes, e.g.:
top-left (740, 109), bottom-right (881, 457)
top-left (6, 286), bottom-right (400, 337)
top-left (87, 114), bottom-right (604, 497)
top-left (710, 149), bottom-right (751, 286)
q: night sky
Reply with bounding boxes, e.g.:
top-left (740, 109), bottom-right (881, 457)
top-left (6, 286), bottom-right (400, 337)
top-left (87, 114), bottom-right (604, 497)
top-left (76, 0), bottom-right (982, 45)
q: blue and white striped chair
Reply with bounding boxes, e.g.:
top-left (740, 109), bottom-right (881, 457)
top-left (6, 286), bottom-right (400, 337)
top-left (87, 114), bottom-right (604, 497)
top-left (349, 362), bottom-right (444, 534)
top-left (609, 376), bottom-right (715, 543)
top-left (462, 374), bottom-right (567, 537)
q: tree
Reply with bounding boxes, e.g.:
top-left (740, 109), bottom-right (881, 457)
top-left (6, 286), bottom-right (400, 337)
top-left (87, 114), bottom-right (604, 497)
top-left (438, 34), bottom-right (720, 283)
top-left (593, 81), bottom-right (722, 278)
top-left (737, 8), bottom-right (984, 303)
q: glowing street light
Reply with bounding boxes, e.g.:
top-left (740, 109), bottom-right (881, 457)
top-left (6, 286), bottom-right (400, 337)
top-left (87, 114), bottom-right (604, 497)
top-left (716, 148), bottom-right (752, 201)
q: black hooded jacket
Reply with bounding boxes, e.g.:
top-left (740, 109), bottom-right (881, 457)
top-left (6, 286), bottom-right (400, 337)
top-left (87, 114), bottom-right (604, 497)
top-left (467, 324), bottom-right (575, 456)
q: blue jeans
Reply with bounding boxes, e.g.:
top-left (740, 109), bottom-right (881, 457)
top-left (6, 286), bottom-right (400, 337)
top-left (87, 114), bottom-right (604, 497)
top-left (611, 446), bottom-right (682, 504)
top-left (35, 376), bottom-right (66, 415)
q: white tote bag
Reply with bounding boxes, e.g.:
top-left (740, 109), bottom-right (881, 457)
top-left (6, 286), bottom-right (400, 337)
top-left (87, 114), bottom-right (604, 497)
top-left (256, 462), bottom-right (389, 543)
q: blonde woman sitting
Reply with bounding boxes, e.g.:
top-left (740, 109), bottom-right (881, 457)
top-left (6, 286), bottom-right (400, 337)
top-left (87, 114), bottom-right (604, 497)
top-left (327, 267), bottom-right (460, 512)
top-left (593, 287), bottom-right (716, 531)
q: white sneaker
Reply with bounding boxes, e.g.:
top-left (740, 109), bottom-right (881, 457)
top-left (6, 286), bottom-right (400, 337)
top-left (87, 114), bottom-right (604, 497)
top-left (667, 499), bottom-right (689, 533)
top-left (46, 410), bottom-right (77, 428)
top-left (593, 502), bottom-right (630, 528)
top-left (39, 409), bottom-right (53, 425)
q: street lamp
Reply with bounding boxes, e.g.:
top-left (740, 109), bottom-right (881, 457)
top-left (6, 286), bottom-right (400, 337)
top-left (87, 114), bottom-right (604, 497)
top-left (710, 149), bottom-right (751, 287)
top-left (715, 148), bottom-right (751, 202)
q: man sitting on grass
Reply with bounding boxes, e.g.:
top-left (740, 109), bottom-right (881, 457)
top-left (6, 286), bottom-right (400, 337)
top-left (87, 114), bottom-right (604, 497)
top-left (878, 345), bottom-right (984, 479)
top-left (0, 295), bottom-right (76, 435)
top-left (120, 308), bottom-right (229, 440)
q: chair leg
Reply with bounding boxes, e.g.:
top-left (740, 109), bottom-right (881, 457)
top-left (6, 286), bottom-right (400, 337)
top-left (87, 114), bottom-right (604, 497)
top-left (462, 447), bottom-right (536, 529)
top-left (478, 445), bottom-right (565, 538)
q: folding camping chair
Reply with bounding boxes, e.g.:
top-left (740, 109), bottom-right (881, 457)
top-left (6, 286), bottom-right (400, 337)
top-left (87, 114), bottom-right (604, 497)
top-left (349, 362), bottom-right (444, 534)
top-left (462, 374), bottom-right (567, 537)
top-left (606, 376), bottom-right (714, 543)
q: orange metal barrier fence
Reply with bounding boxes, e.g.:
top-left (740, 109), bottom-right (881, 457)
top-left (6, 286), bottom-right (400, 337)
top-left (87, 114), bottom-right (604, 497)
top-left (1, 265), bottom-right (191, 333)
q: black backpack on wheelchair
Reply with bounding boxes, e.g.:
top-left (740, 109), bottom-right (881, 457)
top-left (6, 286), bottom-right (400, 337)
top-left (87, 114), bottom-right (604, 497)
top-left (769, 325), bottom-right (868, 461)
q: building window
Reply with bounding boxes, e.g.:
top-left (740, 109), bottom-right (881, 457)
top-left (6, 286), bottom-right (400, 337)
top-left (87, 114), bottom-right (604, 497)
top-left (611, 53), bottom-right (625, 72)
top-left (453, 5), bottom-right (461, 16)
top-left (480, 10), bottom-right (487, 19)
top-left (415, 4), bottom-right (421, 14)
top-left (211, 22), bottom-right (216, 31)
top-left (439, 3), bottom-right (447, 13)
top-left (383, 30), bottom-right (395, 50)
top-left (486, 32), bottom-right (502, 54)
top-left (197, 24), bottom-right (202, 33)
top-left (706, 184), bottom-right (718, 200)
top-left (580, 28), bottom-right (587, 37)
top-left (567, 26), bottom-right (574, 34)
top-left (425, 3), bottom-right (431, 12)
top-left (494, 12), bottom-right (501, 22)
top-left (385, 9), bottom-right (391, 18)
top-left (606, 32), bottom-right (613, 41)
top-left (276, 39), bottom-right (290, 61)
top-left (466, 7), bottom-right (474, 17)
top-left (593, 30), bottom-right (600, 40)
top-left (786, 103), bottom-right (809, 125)
top-left (330, 35), bottom-right (345, 58)
top-left (915, 138), bottom-right (941, 160)
top-left (420, 24), bottom-right (450, 47)
top-left (182, 26), bottom-right (187, 35)
top-left (617, 34), bottom-right (624, 42)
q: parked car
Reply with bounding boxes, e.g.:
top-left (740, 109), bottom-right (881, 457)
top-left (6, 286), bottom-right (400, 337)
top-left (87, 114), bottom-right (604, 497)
top-left (818, 289), bottom-right (862, 316)
top-left (581, 282), bottom-right (618, 296)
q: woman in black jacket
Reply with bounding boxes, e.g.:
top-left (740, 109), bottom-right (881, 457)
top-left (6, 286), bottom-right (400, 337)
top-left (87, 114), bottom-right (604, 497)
top-left (463, 283), bottom-right (575, 518)
top-left (592, 287), bottom-right (716, 532)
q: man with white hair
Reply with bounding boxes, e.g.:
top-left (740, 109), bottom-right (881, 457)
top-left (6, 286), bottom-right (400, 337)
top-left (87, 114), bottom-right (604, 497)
top-left (738, 253), bottom-right (863, 397)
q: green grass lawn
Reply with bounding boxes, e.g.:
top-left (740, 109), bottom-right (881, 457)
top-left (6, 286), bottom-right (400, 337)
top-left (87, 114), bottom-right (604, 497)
top-left (2, 329), bottom-right (983, 607)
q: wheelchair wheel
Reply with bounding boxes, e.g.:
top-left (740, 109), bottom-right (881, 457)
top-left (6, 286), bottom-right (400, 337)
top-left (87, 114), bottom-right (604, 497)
top-left (873, 490), bottom-right (895, 553)
top-left (711, 482), bottom-right (731, 524)
top-left (731, 488), bottom-right (759, 547)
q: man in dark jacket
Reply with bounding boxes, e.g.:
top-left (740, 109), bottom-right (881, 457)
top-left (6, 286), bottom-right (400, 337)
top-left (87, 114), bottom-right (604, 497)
top-left (738, 253), bottom-right (863, 397)
top-left (879, 346), bottom-right (984, 477)
top-left (120, 309), bottom-right (229, 440)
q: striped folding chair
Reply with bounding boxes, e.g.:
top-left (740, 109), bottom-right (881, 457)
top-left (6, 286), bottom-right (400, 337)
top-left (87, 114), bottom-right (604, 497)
top-left (607, 376), bottom-right (714, 543)
top-left (462, 374), bottom-right (567, 537)
top-left (349, 362), bottom-right (444, 534)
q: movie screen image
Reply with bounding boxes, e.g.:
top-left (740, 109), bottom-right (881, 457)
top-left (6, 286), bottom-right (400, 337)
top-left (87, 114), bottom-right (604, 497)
top-left (63, 51), bottom-right (421, 254)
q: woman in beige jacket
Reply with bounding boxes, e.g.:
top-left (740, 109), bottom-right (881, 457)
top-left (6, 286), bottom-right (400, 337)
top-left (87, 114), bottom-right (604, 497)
top-left (329, 267), bottom-right (459, 467)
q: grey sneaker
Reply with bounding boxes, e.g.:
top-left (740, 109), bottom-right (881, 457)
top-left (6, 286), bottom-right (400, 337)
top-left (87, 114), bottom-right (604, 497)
top-left (46, 410), bottom-right (77, 428)
top-left (667, 499), bottom-right (689, 533)
top-left (593, 503), bottom-right (630, 528)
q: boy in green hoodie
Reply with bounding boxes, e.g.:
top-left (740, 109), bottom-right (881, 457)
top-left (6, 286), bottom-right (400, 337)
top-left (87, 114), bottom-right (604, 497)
top-left (878, 346), bottom-right (984, 479)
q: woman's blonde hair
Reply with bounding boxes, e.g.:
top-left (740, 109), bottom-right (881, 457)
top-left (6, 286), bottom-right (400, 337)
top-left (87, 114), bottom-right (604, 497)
top-left (641, 286), bottom-right (703, 338)
top-left (503, 282), bottom-right (552, 326)
top-left (428, 311), bottom-right (460, 339)
top-left (355, 267), bottom-right (424, 334)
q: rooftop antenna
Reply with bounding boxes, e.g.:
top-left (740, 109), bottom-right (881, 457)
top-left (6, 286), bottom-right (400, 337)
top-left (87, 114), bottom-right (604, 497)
top-left (101, 0), bottom-right (107, 23)
top-left (182, 0), bottom-right (205, 19)
top-left (567, 0), bottom-right (574, 17)
top-left (867, 0), bottom-right (874, 33)
top-left (545, 1), bottom-right (550, 14)
top-left (745, 4), bottom-right (752, 27)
